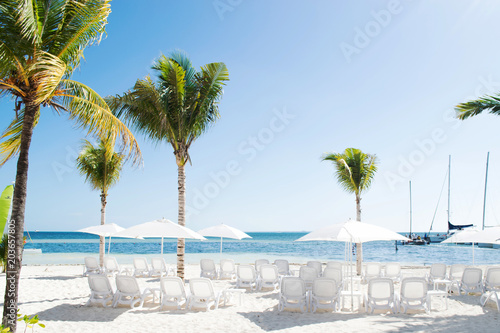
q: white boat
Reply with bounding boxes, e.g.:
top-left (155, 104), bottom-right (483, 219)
top-left (23, 249), bottom-right (42, 254)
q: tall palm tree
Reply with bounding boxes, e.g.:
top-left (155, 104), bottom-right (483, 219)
top-left (455, 93), bottom-right (500, 119)
top-left (322, 148), bottom-right (378, 275)
top-left (109, 51), bottom-right (229, 280)
top-left (76, 139), bottom-right (124, 267)
top-left (0, 1), bottom-right (140, 330)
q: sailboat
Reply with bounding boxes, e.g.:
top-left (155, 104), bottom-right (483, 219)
top-left (425, 156), bottom-right (473, 243)
top-left (404, 181), bottom-right (427, 245)
top-left (478, 152), bottom-right (496, 248)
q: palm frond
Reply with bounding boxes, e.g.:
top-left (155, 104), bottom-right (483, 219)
top-left (31, 50), bottom-right (66, 104)
top-left (60, 79), bottom-right (141, 164)
top-left (455, 94), bottom-right (500, 120)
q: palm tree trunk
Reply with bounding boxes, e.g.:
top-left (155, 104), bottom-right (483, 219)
top-left (176, 162), bottom-right (186, 280)
top-left (99, 192), bottom-right (107, 267)
top-left (2, 103), bottom-right (39, 332)
top-left (356, 195), bottom-right (363, 275)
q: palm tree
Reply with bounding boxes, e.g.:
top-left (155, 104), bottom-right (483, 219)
top-left (76, 139), bottom-right (124, 267)
top-left (322, 148), bottom-right (378, 275)
top-left (455, 93), bottom-right (500, 119)
top-left (0, 1), bottom-right (140, 330)
top-left (109, 51), bottom-right (229, 280)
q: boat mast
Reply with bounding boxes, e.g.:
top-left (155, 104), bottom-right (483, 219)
top-left (482, 152), bottom-right (490, 230)
top-left (409, 180), bottom-right (412, 236)
top-left (447, 155), bottom-right (451, 232)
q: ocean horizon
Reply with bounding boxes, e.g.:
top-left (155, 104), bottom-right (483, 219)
top-left (20, 231), bottom-right (500, 266)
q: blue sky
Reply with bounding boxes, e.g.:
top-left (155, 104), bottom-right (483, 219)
top-left (2, 0), bottom-right (500, 233)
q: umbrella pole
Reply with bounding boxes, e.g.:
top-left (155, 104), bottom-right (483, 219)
top-left (350, 239), bottom-right (354, 312)
top-left (161, 237), bottom-right (164, 255)
top-left (220, 237), bottom-right (223, 254)
top-left (108, 236), bottom-right (111, 254)
top-left (472, 242), bottom-right (475, 265)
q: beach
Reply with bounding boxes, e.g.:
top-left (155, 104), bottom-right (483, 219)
top-left (4, 263), bottom-right (499, 333)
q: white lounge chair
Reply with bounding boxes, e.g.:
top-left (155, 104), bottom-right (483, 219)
top-left (399, 277), bottom-right (429, 314)
top-left (299, 266), bottom-right (318, 290)
top-left (480, 267), bottom-right (500, 312)
top-left (188, 278), bottom-right (225, 311)
top-left (259, 264), bottom-right (280, 291)
top-left (274, 259), bottom-right (292, 276)
top-left (384, 263), bottom-right (402, 283)
top-left (236, 265), bottom-right (258, 290)
top-left (86, 274), bottom-right (114, 307)
top-left (219, 259), bottom-right (236, 280)
top-left (326, 261), bottom-right (343, 270)
top-left (362, 263), bottom-right (382, 283)
top-left (103, 257), bottom-right (129, 276)
top-left (364, 277), bottom-right (397, 314)
top-left (448, 264), bottom-right (466, 293)
top-left (150, 257), bottom-right (175, 277)
top-left (425, 263), bottom-right (447, 284)
top-left (322, 268), bottom-right (343, 291)
top-left (459, 267), bottom-right (483, 295)
top-left (83, 257), bottom-right (102, 276)
top-left (160, 276), bottom-right (189, 310)
top-left (133, 257), bottom-right (151, 277)
top-left (200, 259), bottom-right (218, 279)
top-left (307, 261), bottom-right (323, 277)
top-left (255, 259), bottom-right (270, 275)
top-left (113, 275), bottom-right (158, 308)
top-left (311, 278), bottom-right (339, 313)
top-left (278, 277), bottom-right (307, 312)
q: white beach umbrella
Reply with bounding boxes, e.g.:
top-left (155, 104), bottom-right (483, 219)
top-left (114, 218), bottom-right (206, 254)
top-left (197, 223), bottom-right (252, 253)
top-left (77, 223), bottom-right (138, 254)
top-left (442, 227), bottom-right (500, 264)
top-left (296, 220), bottom-right (410, 311)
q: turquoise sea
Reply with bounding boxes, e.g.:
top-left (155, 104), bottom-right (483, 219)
top-left (21, 231), bottom-right (500, 266)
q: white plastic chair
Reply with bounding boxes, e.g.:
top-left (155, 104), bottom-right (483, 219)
top-left (278, 277), bottom-right (307, 312)
top-left (160, 276), bottom-right (189, 310)
top-left (86, 274), bottom-right (114, 307)
top-left (236, 265), bottom-right (258, 290)
top-left (188, 278), bottom-right (225, 311)
top-left (311, 278), bottom-right (339, 313)
top-left (103, 257), bottom-right (129, 276)
top-left (399, 277), bottom-right (429, 314)
top-left (362, 263), bottom-right (382, 283)
top-left (133, 257), bottom-right (151, 277)
top-left (384, 263), bottom-right (402, 283)
top-left (459, 267), bottom-right (483, 295)
top-left (274, 259), bottom-right (292, 276)
top-left (219, 259), bottom-right (236, 280)
top-left (307, 261), bottom-right (323, 277)
top-left (448, 264), bottom-right (465, 292)
top-left (259, 264), bottom-right (280, 291)
top-left (83, 257), bottom-right (102, 276)
top-left (150, 257), bottom-right (175, 277)
top-left (425, 263), bottom-right (447, 284)
top-left (364, 277), bottom-right (397, 314)
top-left (200, 259), bottom-right (218, 279)
top-left (480, 267), bottom-right (500, 312)
top-left (322, 268), bottom-right (343, 291)
top-left (113, 275), bottom-right (158, 308)
top-left (326, 261), bottom-right (343, 270)
top-left (299, 266), bottom-right (318, 290)
top-left (255, 259), bottom-right (270, 275)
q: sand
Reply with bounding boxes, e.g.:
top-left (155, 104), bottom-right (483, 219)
top-left (1, 263), bottom-right (499, 333)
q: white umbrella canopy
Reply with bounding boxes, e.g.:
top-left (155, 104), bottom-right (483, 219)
top-left (443, 226), bottom-right (500, 244)
top-left (77, 223), bottom-right (139, 254)
top-left (114, 218), bottom-right (206, 254)
top-left (295, 220), bottom-right (410, 243)
top-left (197, 223), bottom-right (252, 253)
top-left (441, 228), bottom-right (480, 244)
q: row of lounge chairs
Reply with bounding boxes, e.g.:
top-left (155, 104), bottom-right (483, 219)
top-left (83, 257), bottom-right (175, 278)
top-left (87, 274), bottom-right (231, 311)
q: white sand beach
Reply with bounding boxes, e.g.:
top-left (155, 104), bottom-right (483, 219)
top-left (1, 263), bottom-right (499, 333)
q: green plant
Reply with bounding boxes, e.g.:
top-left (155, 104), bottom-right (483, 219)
top-left (17, 312), bottom-right (45, 333)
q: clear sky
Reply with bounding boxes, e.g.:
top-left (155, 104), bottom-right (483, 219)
top-left (1, 0), bottom-right (500, 233)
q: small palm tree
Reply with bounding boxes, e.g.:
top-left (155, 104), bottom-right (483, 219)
top-left (455, 93), bottom-right (500, 119)
top-left (0, 1), bottom-right (140, 329)
top-left (109, 51), bottom-right (229, 279)
top-left (322, 148), bottom-right (378, 275)
top-left (76, 140), bottom-right (124, 267)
